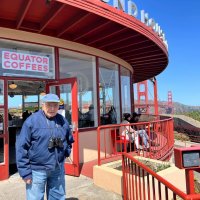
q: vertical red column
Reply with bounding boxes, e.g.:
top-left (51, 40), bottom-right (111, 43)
top-left (153, 78), bottom-right (159, 116)
top-left (137, 80), bottom-right (149, 114)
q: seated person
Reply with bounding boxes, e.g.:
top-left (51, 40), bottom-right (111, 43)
top-left (0, 114), bottom-right (3, 133)
top-left (8, 113), bottom-right (13, 121)
top-left (65, 104), bottom-right (71, 125)
top-left (100, 106), bottom-right (117, 125)
top-left (107, 106), bottom-right (117, 124)
top-left (130, 112), bottom-right (150, 149)
top-left (22, 110), bottom-right (30, 122)
top-left (86, 104), bottom-right (94, 127)
top-left (121, 113), bottom-right (139, 151)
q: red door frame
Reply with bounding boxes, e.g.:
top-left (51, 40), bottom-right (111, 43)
top-left (46, 78), bottom-right (80, 176)
top-left (0, 77), bottom-right (49, 181)
top-left (0, 78), bottom-right (9, 180)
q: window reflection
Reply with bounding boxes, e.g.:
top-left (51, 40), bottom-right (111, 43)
top-left (60, 84), bottom-right (72, 125)
top-left (99, 58), bottom-right (120, 125)
top-left (59, 49), bottom-right (97, 128)
top-left (0, 110), bottom-right (4, 134)
top-left (8, 94), bottom-right (40, 127)
top-left (0, 109), bottom-right (4, 164)
top-left (0, 80), bottom-right (4, 105)
top-left (120, 66), bottom-right (131, 114)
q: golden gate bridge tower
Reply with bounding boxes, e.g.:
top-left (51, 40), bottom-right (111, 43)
top-left (166, 91), bottom-right (174, 114)
top-left (135, 79), bottom-right (173, 115)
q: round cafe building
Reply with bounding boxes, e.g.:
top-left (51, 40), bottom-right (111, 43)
top-left (0, 0), bottom-right (168, 180)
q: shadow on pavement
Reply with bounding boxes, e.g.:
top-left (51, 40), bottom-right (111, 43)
top-left (66, 198), bottom-right (79, 200)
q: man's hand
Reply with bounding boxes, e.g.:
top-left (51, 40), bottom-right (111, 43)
top-left (24, 178), bottom-right (32, 184)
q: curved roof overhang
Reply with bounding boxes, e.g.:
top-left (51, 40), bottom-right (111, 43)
top-left (0, 0), bottom-right (168, 83)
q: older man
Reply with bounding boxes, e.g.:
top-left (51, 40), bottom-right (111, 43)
top-left (16, 93), bottom-right (74, 200)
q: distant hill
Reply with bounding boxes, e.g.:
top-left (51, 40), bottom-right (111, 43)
top-left (135, 99), bottom-right (200, 114)
top-left (152, 100), bottom-right (200, 114)
top-left (172, 102), bottom-right (200, 114)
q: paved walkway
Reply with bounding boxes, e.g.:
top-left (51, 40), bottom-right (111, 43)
top-left (173, 114), bottom-right (200, 128)
top-left (161, 114), bottom-right (200, 128)
top-left (0, 173), bottom-right (122, 200)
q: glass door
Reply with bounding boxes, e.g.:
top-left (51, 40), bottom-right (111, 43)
top-left (46, 78), bottom-right (79, 176)
top-left (0, 79), bottom-right (9, 180)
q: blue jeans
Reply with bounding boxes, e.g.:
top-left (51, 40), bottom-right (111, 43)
top-left (26, 164), bottom-right (65, 200)
top-left (138, 130), bottom-right (149, 148)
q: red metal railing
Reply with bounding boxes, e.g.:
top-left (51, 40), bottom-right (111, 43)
top-left (97, 116), bottom-right (174, 165)
top-left (122, 152), bottom-right (200, 200)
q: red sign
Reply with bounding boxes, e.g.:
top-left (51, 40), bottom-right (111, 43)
top-left (2, 51), bottom-right (49, 73)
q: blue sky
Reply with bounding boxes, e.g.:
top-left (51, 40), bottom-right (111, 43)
top-left (131, 0), bottom-right (200, 106)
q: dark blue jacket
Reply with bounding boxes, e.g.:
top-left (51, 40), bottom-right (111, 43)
top-left (16, 110), bottom-right (74, 180)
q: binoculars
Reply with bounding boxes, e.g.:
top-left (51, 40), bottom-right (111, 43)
top-left (48, 137), bottom-right (64, 149)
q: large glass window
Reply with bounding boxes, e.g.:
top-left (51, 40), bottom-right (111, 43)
top-left (0, 109), bottom-right (4, 135)
top-left (0, 39), bottom-right (55, 79)
top-left (8, 80), bottom-right (45, 127)
top-left (99, 58), bottom-right (120, 125)
top-left (0, 109), bottom-right (4, 163)
top-left (120, 66), bottom-right (131, 115)
top-left (0, 80), bottom-right (4, 105)
top-left (59, 49), bottom-right (97, 128)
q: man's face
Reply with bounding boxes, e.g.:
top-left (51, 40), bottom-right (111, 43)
top-left (42, 102), bottom-right (59, 118)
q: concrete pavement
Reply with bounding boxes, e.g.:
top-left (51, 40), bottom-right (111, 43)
top-left (0, 172), bottom-right (122, 200)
